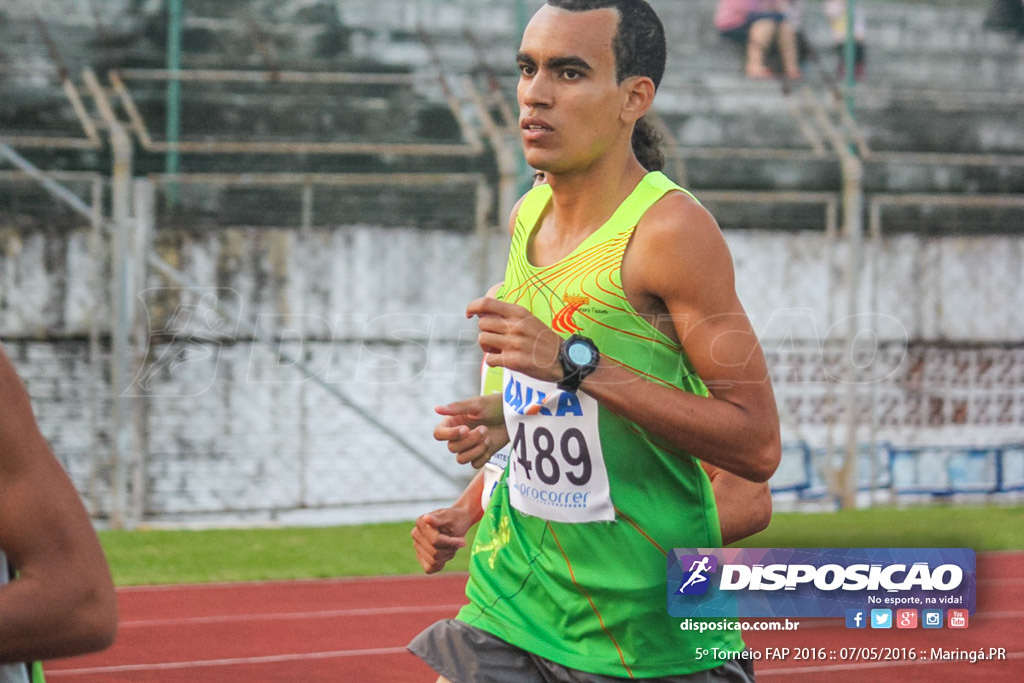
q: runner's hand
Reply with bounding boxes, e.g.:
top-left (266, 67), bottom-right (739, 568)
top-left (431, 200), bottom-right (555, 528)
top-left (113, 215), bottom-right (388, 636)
top-left (434, 394), bottom-right (508, 468)
top-left (411, 506), bottom-right (476, 574)
top-left (467, 297), bottom-right (563, 384)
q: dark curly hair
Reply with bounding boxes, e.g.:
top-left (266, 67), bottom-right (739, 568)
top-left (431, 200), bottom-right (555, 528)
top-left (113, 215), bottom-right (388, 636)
top-left (545, 0), bottom-right (666, 90)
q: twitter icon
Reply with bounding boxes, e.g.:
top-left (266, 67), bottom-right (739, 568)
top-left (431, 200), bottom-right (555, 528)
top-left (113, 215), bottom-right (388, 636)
top-left (870, 609), bottom-right (893, 629)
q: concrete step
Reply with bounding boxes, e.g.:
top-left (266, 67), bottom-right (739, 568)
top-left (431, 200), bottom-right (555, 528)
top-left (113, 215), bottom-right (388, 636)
top-left (3, 0), bottom-right (1022, 210)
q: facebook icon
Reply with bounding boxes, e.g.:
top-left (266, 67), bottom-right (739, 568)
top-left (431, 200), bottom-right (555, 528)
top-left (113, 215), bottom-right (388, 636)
top-left (846, 609), bottom-right (866, 629)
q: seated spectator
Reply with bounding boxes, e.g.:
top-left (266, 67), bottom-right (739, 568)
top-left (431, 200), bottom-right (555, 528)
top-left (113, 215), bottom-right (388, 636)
top-left (715, 0), bottom-right (803, 79)
top-left (826, 0), bottom-right (867, 81)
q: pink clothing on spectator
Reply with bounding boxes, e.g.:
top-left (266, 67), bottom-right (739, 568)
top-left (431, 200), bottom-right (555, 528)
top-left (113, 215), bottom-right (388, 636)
top-left (714, 0), bottom-right (793, 32)
top-left (714, 0), bottom-right (753, 31)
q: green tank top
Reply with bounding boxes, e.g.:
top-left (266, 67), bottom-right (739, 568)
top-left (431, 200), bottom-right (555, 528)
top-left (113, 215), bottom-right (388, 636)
top-left (456, 172), bottom-right (744, 677)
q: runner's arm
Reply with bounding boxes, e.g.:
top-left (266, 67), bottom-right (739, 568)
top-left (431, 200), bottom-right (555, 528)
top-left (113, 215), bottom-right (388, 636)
top-left (703, 463), bottom-right (772, 546)
top-left (0, 347), bottom-right (118, 663)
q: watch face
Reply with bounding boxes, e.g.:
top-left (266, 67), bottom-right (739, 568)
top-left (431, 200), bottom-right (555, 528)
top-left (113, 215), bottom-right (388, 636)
top-left (566, 340), bottom-right (595, 366)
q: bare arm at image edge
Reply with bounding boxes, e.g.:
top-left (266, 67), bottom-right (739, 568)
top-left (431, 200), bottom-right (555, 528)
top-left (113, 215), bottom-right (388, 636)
top-left (0, 346), bottom-right (118, 663)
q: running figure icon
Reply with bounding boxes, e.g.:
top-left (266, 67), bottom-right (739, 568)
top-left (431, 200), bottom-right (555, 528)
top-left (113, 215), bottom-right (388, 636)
top-left (679, 556), bottom-right (714, 594)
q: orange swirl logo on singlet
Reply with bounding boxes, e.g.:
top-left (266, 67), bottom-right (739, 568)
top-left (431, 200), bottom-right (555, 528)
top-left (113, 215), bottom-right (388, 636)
top-left (552, 294), bottom-right (589, 334)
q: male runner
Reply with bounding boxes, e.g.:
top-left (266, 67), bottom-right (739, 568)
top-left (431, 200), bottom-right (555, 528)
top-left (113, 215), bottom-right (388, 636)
top-left (0, 345), bottom-right (118, 682)
top-left (413, 133), bottom-right (772, 577)
top-left (411, 1), bottom-right (781, 680)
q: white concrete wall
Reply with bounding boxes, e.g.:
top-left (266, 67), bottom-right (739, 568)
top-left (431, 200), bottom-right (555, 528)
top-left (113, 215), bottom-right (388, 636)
top-left (3, 224), bottom-right (1023, 523)
top-left (4, 226), bottom-right (1021, 343)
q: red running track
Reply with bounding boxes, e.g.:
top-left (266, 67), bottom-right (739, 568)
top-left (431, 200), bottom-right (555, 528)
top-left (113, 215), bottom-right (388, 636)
top-left (44, 552), bottom-right (1023, 682)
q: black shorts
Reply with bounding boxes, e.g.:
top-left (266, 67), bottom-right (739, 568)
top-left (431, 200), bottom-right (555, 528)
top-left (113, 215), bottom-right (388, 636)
top-left (408, 619), bottom-right (757, 683)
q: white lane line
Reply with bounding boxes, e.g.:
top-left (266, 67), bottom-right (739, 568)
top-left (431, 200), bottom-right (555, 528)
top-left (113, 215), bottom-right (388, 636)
top-left (121, 603), bottom-right (466, 628)
top-left (45, 646), bottom-right (412, 676)
top-left (117, 573), bottom-right (469, 592)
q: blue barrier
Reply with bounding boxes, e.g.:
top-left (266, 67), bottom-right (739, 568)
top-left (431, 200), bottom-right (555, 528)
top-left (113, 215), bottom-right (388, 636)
top-left (771, 442), bottom-right (1024, 499)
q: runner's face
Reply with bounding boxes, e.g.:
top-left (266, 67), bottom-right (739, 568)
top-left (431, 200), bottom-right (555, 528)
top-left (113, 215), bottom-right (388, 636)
top-left (516, 6), bottom-right (626, 175)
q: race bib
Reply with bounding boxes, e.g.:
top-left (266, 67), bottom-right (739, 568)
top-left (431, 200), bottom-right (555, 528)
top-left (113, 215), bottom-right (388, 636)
top-left (502, 370), bottom-right (614, 523)
top-left (481, 447), bottom-right (510, 509)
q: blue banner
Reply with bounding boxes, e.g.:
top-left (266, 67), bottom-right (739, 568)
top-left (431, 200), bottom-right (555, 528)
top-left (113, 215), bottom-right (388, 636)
top-left (667, 548), bottom-right (976, 618)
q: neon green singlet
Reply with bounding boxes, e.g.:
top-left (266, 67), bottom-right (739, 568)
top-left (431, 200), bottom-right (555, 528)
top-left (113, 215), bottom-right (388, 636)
top-left (456, 172), bottom-right (744, 678)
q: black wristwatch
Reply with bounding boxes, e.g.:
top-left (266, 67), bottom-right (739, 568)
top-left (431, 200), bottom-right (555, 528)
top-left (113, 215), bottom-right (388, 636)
top-left (557, 334), bottom-right (600, 393)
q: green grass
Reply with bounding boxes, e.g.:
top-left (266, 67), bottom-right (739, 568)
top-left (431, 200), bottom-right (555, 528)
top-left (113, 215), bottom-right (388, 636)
top-left (99, 522), bottom-right (470, 586)
top-left (99, 505), bottom-right (1024, 586)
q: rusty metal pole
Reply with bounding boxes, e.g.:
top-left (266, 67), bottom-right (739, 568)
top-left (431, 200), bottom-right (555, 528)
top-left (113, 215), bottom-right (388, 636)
top-left (108, 121), bottom-right (135, 529)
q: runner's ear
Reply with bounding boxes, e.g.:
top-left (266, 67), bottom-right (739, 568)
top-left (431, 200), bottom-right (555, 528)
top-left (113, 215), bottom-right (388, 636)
top-left (619, 75), bottom-right (655, 125)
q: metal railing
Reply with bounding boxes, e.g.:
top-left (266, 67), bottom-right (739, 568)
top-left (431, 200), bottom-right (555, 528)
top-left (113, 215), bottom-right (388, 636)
top-left (103, 67), bottom-right (485, 157)
top-left (2, 18), bottom-right (1023, 520)
top-left (869, 193), bottom-right (1024, 238)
